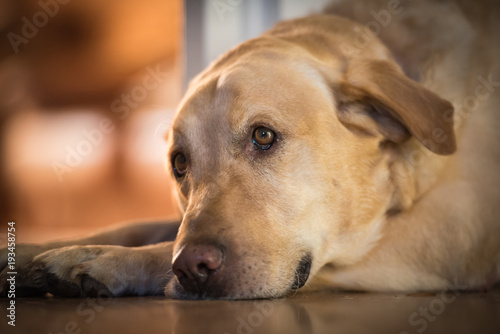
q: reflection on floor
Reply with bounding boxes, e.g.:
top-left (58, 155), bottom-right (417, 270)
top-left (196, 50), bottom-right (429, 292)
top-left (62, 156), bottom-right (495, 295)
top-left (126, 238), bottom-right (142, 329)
top-left (1, 289), bottom-right (499, 334)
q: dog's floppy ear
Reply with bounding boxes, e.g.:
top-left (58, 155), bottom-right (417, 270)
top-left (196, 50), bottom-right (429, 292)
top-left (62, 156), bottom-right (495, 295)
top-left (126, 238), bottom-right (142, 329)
top-left (337, 59), bottom-right (456, 155)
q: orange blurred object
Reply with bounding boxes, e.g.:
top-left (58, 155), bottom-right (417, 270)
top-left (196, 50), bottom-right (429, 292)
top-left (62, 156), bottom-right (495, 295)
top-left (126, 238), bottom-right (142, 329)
top-left (0, 0), bottom-right (184, 243)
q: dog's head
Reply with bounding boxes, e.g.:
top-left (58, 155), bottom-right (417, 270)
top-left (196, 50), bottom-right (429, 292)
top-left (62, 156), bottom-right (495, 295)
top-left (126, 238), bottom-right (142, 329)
top-left (165, 16), bottom-right (455, 299)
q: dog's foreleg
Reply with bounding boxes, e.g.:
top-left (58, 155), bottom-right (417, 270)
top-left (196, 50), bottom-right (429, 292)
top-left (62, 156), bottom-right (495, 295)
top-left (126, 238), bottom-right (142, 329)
top-left (0, 220), bottom-right (180, 297)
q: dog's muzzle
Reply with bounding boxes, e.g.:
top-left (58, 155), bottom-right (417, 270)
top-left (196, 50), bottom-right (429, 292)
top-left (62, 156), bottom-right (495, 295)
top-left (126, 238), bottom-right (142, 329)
top-left (171, 243), bottom-right (312, 298)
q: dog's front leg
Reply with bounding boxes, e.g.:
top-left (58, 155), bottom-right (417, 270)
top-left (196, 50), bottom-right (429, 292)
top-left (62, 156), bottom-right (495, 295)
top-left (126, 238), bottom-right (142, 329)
top-left (0, 220), bottom-right (180, 297)
top-left (7, 242), bottom-right (174, 297)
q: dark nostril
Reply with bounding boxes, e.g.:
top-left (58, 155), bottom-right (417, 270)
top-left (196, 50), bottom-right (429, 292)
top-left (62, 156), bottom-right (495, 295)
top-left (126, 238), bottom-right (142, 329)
top-left (292, 253), bottom-right (312, 290)
top-left (196, 263), bottom-right (210, 279)
top-left (172, 244), bottom-right (224, 293)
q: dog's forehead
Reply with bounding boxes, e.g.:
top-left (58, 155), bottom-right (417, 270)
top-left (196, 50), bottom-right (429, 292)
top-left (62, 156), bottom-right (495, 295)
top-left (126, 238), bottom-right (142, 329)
top-left (171, 48), bottom-right (337, 156)
top-left (217, 58), bottom-right (334, 129)
top-left (169, 79), bottom-right (226, 161)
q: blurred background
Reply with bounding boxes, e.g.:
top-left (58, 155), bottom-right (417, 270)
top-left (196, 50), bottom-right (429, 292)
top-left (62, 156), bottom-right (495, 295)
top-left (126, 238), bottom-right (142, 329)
top-left (0, 0), bottom-right (331, 244)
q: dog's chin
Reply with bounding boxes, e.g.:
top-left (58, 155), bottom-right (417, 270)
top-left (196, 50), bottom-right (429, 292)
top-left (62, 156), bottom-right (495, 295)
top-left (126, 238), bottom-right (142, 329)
top-left (164, 279), bottom-right (291, 300)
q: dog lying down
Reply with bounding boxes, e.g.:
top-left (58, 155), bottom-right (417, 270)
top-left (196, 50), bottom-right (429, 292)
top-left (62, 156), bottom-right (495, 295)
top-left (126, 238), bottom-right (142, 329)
top-left (1, 0), bottom-right (500, 299)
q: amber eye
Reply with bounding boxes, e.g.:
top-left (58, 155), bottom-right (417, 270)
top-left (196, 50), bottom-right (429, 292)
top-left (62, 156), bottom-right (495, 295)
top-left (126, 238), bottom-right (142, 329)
top-left (172, 152), bottom-right (188, 178)
top-left (252, 127), bottom-right (275, 150)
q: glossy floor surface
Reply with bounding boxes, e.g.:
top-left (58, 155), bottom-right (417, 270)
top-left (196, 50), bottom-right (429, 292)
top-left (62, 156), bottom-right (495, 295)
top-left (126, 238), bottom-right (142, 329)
top-left (1, 289), bottom-right (499, 334)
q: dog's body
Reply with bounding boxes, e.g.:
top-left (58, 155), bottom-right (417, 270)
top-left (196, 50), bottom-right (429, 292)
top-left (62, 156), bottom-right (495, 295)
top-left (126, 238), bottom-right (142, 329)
top-left (1, 0), bottom-right (499, 299)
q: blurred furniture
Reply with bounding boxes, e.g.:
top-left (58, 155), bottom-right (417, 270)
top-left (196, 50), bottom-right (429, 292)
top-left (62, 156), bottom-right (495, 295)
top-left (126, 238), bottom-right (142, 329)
top-left (0, 0), bottom-right (183, 237)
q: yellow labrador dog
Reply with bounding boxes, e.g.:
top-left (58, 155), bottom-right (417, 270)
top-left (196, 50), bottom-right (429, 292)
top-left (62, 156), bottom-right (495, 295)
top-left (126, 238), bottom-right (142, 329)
top-left (1, 0), bottom-right (499, 299)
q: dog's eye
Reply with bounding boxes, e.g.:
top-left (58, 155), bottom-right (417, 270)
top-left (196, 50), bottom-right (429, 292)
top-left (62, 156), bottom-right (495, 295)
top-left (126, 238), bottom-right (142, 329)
top-left (252, 127), bottom-right (275, 150)
top-left (172, 152), bottom-right (188, 178)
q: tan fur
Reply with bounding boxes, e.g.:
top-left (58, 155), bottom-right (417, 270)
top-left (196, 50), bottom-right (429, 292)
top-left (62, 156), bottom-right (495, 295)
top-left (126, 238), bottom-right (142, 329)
top-left (166, 0), bottom-right (500, 296)
top-left (1, 0), bottom-right (499, 298)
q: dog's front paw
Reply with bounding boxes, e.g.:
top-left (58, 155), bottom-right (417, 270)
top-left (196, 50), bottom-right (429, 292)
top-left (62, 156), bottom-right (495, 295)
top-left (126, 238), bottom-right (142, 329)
top-left (30, 245), bottom-right (137, 297)
top-left (0, 244), bottom-right (51, 297)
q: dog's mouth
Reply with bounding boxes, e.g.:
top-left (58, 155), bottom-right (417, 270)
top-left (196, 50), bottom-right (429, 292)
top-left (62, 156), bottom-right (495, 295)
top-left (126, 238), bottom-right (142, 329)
top-left (167, 251), bottom-right (313, 300)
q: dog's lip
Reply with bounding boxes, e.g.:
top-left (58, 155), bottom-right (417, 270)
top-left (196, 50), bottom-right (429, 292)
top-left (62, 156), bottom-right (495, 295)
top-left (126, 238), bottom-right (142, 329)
top-left (167, 268), bottom-right (291, 300)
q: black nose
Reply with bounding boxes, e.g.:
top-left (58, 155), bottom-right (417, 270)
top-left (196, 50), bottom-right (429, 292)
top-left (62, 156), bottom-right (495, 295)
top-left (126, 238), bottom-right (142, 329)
top-left (172, 244), bottom-right (224, 295)
top-left (292, 254), bottom-right (312, 290)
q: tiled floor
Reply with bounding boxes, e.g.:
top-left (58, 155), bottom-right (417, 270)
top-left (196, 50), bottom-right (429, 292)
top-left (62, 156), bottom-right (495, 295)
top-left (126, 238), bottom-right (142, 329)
top-left (1, 289), bottom-right (499, 334)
